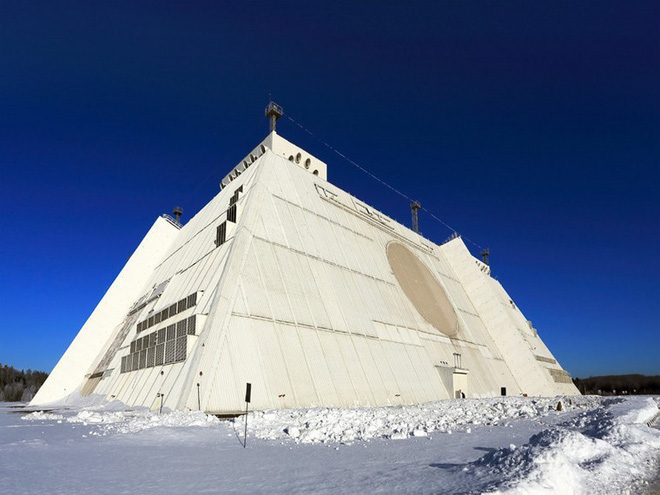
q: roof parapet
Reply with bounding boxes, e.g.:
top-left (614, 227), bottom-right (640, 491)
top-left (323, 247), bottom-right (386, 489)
top-left (220, 131), bottom-right (327, 189)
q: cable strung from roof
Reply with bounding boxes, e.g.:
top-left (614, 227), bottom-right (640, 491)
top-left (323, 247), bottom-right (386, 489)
top-left (284, 113), bottom-right (484, 250)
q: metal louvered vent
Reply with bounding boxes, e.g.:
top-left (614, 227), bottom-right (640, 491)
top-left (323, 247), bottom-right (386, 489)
top-left (215, 222), bottom-right (227, 247)
top-left (146, 347), bottom-right (155, 367)
top-left (155, 344), bottom-right (165, 366)
top-left (122, 311), bottom-right (195, 374)
top-left (176, 319), bottom-right (187, 338)
top-left (175, 336), bottom-right (187, 362)
top-left (166, 324), bottom-right (175, 341)
top-left (165, 341), bottom-right (176, 364)
top-left (227, 205), bottom-right (237, 223)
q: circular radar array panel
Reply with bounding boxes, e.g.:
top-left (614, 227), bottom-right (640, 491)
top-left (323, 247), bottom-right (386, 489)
top-left (386, 242), bottom-right (458, 337)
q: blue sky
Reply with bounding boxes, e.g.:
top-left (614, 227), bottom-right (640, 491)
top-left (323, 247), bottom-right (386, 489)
top-left (1, 1), bottom-right (658, 377)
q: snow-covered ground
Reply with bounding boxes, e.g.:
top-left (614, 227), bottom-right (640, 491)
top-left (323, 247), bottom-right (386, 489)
top-left (1, 396), bottom-right (658, 494)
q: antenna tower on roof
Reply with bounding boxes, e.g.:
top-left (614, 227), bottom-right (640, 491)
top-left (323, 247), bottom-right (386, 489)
top-left (411, 201), bottom-right (421, 234)
top-left (265, 101), bottom-right (284, 133)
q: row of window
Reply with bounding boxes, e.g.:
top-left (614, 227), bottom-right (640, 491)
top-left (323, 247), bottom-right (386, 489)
top-left (121, 316), bottom-right (197, 373)
top-left (215, 186), bottom-right (244, 247)
top-left (137, 292), bottom-right (198, 333)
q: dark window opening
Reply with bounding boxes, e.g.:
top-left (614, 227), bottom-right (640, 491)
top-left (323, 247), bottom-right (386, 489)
top-left (215, 222), bottom-right (227, 247)
top-left (227, 205), bottom-right (237, 223)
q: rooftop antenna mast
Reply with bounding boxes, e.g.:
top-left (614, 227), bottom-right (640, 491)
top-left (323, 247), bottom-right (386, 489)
top-left (480, 248), bottom-right (490, 266)
top-left (265, 101), bottom-right (284, 133)
top-left (172, 206), bottom-right (183, 226)
top-left (411, 201), bottom-right (421, 234)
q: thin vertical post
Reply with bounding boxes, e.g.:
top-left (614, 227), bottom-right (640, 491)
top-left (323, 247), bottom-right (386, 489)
top-left (244, 401), bottom-right (249, 448)
top-left (411, 201), bottom-right (421, 234)
top-left (197, 383), bottom-right (201, 411)
top-left (243, 382), bottom-right (252, 448)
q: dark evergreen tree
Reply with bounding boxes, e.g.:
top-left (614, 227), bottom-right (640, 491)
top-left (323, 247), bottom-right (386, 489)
top-left (0, 364), bottom-right (49, 402)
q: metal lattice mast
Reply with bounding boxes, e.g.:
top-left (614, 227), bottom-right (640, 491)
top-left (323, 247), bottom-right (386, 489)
top-left (411, 201), bottom-right (421, 234)
top-left (265, 101), bottom-right (283, 132)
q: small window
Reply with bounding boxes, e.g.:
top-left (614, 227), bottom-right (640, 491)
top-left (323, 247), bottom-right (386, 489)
top-left (169, 304), bottom-right (177, 317)
top-left (154, 312), bottom-right (161, 324)
top-left (177, 298), bottom-right (187, 313)
top-left (187, 293), bottom-right (197, 307)
top-left (313, 170), bottom-right (319, 176)
top-left (260, 144), bottom-right (266, 153)
top-left (148, 316), bottom-right (154, 328)
top-left (288, 155), bottom-right (294, 162)
top-left (305, 158), bottom-right (311, 169)
top-left (295, 153), bottom-right (301, 164)
top-left (215, 222), bottom-right (227, 247)
top-left (187, 315), bottom-right (196, 335)
top-left (158, 328), bottom-right (166, 344)
top-left (227, 205), bottom-right (237, 223)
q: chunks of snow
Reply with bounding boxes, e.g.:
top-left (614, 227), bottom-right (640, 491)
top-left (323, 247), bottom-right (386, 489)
top-left (8, 395), bottom-right (659, 494)
top-left (247, 396), bottom-right (603, 444)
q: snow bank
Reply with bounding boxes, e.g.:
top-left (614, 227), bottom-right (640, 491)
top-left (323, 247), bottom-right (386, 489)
top-left (21, 411), bottom-right (64, 421)
top-left (21, 408), bottom-right (220, 435)
top-left (474, 396), bottom-right (660, 494)
top-left (13, 395), bottom-right (660, 494)
top-left (246, 396), bottom-right (603, 444)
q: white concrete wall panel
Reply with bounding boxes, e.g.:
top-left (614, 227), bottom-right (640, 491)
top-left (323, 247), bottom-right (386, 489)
top-left (32, 217), bottom-right (180, 405)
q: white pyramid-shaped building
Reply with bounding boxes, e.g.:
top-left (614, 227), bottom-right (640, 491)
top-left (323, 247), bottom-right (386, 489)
top-left (33, 128), bottom-right (579, 413)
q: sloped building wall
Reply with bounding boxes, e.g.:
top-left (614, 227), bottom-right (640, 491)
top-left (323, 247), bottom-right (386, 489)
top-left (31, 217), bottom-right (180, 405)
top-left (34, 144), bottom-right (578, 412)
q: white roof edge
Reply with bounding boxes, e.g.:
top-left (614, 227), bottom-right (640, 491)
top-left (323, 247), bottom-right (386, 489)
top-left (220, 131), bottom-right (328, 189)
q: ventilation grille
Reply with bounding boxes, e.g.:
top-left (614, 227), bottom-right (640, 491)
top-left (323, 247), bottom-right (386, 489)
top-left (548, 368), bottom-right (572, 384)
top-left (121, 315), bottom-right (197, 374)
top-left (136, 292), bottom-right (199, 333)
top-left (215, 222), bottom-right (227, 247)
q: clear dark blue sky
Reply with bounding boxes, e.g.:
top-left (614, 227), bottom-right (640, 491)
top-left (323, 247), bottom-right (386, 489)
top-left (1, 1), bottom-right (658, 377)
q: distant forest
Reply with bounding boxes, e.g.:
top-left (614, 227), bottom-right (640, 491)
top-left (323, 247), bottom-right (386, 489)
top-left (0, 364), bottom-right (49, 402)
top-left (573, 374), bottom-right (660, 395)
